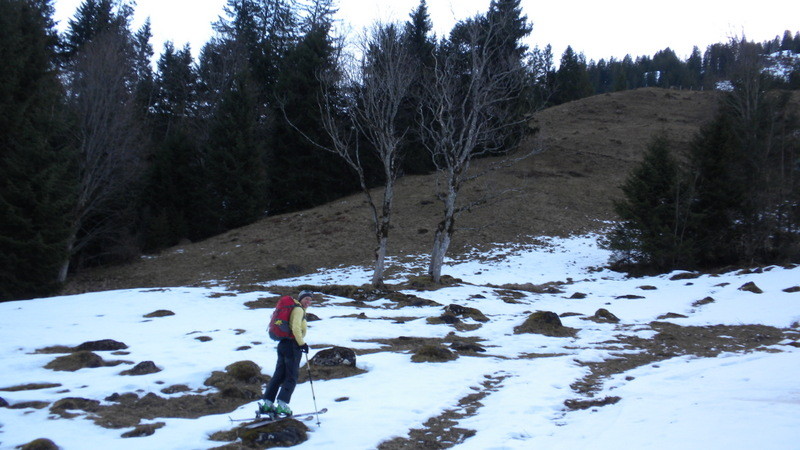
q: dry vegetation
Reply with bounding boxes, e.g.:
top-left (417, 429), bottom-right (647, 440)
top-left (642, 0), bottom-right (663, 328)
top-left (65, 88), bottom-right (720, 294)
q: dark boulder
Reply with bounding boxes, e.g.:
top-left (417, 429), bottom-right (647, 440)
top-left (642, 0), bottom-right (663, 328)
top-left (310, 347), bottom-right (356, 367)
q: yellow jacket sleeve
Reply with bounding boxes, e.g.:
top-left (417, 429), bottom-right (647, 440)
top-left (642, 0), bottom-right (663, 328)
top-left (290, 302), bottom-right (307, 346)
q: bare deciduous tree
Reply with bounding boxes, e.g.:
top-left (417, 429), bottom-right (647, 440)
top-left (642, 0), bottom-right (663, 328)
top-left (420, 17), bottom-right (536, 283)
top-left (288, 22), bottom-right (416, 286)
top-left (59, 31), bottom-right (145, 281)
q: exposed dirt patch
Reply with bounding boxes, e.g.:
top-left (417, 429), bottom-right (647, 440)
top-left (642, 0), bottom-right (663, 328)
top-left (144, 310), bottom-right (175, 318)
top-left (377, 373), bottom-right (508, 449)
top-left (583, 308), bottom-right (621, 324)
top-left (692, 296), bottom-right (716, 307)
top-left (411, 344), bottom-right (458, 363)
top-left (353, 334), bottom-right (489, 358)
top-left (16, 438), bottom-right (59, 450)
top-left (8, 401), bottom-right (50, 410)
top-left (564, 396), bottom-right (621, 411)
top-left (244, 296), bottom-right (281, 309)
top-left (570, 322), bottom-right (787, 396)
top-left (45, 361), bottom-right (270, 430)
top-left (121, 422), bottom-right (165, 438)
top-left (297, 364), bottom-right (367, 383)
top-left (514, 311), bottom-right (579, 337)
top-left (493, 281), bottom-right (568, 294)
top-left (0, 383), bottom-right (62, 392)
top-left (120, 361), bottom-right (161, 376)
top-left (34, 339), bottom-right (128, 354)
top-left (44, 351), bottom-right (130, 372)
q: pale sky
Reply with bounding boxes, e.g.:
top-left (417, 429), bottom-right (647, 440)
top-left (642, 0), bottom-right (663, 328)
top-left (52, 0), bottom-right (799, 63)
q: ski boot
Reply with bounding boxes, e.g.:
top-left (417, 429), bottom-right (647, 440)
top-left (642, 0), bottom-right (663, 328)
top-left (256, 401), bottom-right (276, 419)
top-left (274, 400), bottom-right (293, 417)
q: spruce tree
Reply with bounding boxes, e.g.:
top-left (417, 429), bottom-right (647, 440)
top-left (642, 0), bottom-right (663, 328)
top-left (0, 0), bottom-right (74, 300)
top-left (608, 134), bottom-right (693, 270)
top-left (268, 1), bottom-right (354, 212)
top-left (206, 73), bottom-right (268, 230)
top-left (554, 46), bottom-right (593, 103)
top-left (400, 0), bottom-right (437, 175)
top-left (685, 111), bottom-right (744, 266)
top-left (141, 43), bottom-right (217, 251)
top-left (686, 46), bottom-right (703, 88)
top-left (62, 0), bottom-right (133, 60)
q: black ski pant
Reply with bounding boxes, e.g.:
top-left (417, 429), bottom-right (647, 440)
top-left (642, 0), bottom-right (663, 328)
top-left (263, 339), bottom-right (302, 404)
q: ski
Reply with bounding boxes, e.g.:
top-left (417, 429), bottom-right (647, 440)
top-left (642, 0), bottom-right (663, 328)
top-left (242, 408), bottom-right (327, 429)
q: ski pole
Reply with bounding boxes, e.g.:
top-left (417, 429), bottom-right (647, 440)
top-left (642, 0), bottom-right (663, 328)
top-left (305, 352), bottom-right (321, 426)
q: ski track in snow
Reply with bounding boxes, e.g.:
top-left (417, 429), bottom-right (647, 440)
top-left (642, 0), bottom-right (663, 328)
top-left (1, 234), bottom-right (799, 449)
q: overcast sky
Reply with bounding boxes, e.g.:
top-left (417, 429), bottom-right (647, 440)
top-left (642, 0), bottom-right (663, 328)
top-left (52, 0), bottom-right (799, 62)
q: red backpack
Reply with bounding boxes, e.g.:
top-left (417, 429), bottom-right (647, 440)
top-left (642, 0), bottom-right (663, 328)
top-left (269, 296), bottom-right (298, 341)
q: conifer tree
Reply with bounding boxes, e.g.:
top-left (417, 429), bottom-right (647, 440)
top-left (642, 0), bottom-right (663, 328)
top-left (268, 0), bottom-right (353, 212)
top-left (141, 43), bottom-right (216, 251)
top-left (554, 46), bottom-right (593, 103)
top-left (62, 0), bottom-right (132, 60)
top-left (0, 0), bottom-right (74, 300)
top-left (206, 72), bottom-right (268, 230)
top-left (527, 44), bottom-right (556, 108)
top-left (686, 46), bottom-right (703, 88)
top-left (684, 110), bottom-right (745, 266)
top-left (608, 134), bottom-right (693, 270)
top-left (399, 0), bottom-right (437, 175)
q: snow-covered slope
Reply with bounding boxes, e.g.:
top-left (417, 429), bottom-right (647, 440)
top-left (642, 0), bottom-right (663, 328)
top-left (1, 235), bottom-right (798, 449)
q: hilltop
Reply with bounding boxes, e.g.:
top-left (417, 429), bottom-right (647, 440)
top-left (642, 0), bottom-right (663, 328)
top-left (65, 88), bottom-right (720, 293)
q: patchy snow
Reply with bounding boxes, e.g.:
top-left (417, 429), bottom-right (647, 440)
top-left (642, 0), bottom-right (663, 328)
top-left (765, 50), bottom-right (800, 81)
top-left (1, 234), bottom-right (798, 449)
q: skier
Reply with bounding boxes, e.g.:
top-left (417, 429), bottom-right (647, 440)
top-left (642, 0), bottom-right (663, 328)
top-left (258, 290), bottom-right (313, 417)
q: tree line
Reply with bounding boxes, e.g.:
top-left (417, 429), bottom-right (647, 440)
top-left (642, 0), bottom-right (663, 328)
top-left (540, 30), bottom-right (800, 104)
top-left (2, 0), bottom-right (798, 301)
top-left (1, 0), bottom-right (535, 300)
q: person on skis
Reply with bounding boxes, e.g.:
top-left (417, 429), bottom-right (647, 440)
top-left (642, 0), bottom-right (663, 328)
top-left (259, 290), bottom-right (313, 416)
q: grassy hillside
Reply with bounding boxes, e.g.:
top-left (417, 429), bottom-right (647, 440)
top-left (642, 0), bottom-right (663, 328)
top-left (65, 88), bottom-right (720, 293)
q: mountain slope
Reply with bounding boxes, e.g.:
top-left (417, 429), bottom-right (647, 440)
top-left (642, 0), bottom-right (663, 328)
top-left (66, 88), bottom-right (720, 293)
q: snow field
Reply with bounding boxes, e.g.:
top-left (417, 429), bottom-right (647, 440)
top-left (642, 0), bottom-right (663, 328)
top-left (0, 234), bottom-right (798, 449)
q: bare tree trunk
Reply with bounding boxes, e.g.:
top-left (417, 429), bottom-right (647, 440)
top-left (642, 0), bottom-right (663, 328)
top-left (420, 18), bottom-right (535, 283)
top-left (289, 23), bottom-right (415, 287)
top-left (58, 31), bottom-right (145, 280)
top-left (428, 187), bottom-right (456, 283)
top-left (57, 233), bottom-right (77, 283)
top-left (371, 176), bottom-right (396, 286)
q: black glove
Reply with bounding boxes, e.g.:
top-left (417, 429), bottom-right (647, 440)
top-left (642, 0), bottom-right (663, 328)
top-left (300, 343), bottom-right (309, 353)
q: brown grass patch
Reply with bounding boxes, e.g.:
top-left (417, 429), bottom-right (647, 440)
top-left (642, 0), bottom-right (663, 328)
top-left (570, 322), bottom-right (786, 396)
top-left (411, 344), bottom-right (458, 363)
top-left (514, 311), bottom-right (578, 337)
top-left (298, 364), bottom-right (367, 382)
top-left (44, 351), bottom-right (129, 372)
top-left (0, 383), bottom-right (62, 392)
top-left (378, 374), bottom-right (507, 449)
